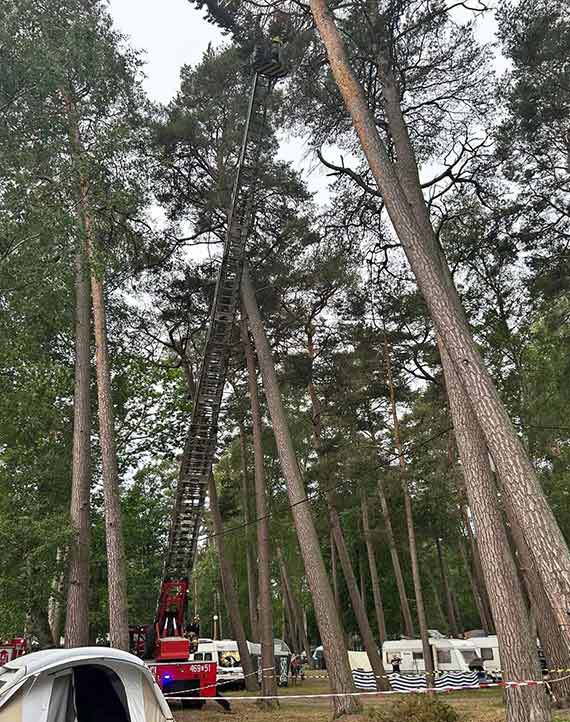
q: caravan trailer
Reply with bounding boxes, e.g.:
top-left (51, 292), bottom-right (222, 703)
top-left (382, 636), bottom-right (502, 676)
top-left (456, 636), bottom-right (501, 675)
top-left (383, 638), bottom-right (475, 673)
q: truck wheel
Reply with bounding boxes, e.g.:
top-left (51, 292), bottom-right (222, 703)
top-left (181, 699), bottom-right (205, 710)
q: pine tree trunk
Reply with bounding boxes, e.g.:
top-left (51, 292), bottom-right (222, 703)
top-left (89, 266), bottom-right (129, 650)
top-left (331, 530), bottom-right (341, 612)
top-left (63, 93), bottom-right (128, 650)
top-left (241, 315), bottom-right (279, 708)
top-left (238, 421), bottom-right (259, 640)
top-left (451, 590), bottom-right (463, 637)
top-left (462, 506), bottom-right (495, 633)
top-left (281, 567), bottom-right (303, 654)
top-left (281, 573), bottom-right (296, 650)
top-left (308, 0), bottom-right (570, 645)
top-left (65, 247), bottom-right (91, 648)
top-left (458, 534), bottom-right (491, 635)
top-left (323, 3), bottom-right (551, 711)
top-left (49, 549), bottom-right (66, 647)
top-left (278, 547), bottom-right (311, 661)
top-left (208, 474), bottom-right (257, 692)
top-left (330, 505), bottom-right (389, 688)
top-left (384, 338), bottom-right (433, 678)
top-left (306, 324), bottom-right (388, 688)
top-left (499, 480), bottom-right (570, 707)
top-left (442, 346), bottom-right (549, 722)
top-left (241, 265), bottom-right (360, 717)
top-left (361, 496), bottom-right (387, 644)
top-left (376, 475), bottom-right (415, 637)
top-left (280, 567), bottom-right (295, 649)
top-left (436, 538), bottom-right (459, 637)
top-left (430, 578), bottom-right (448, 631)
top-left (359, 551), bottom-right (366, 607)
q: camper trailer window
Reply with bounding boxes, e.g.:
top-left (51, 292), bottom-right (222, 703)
top-left (461, 650), bottom-right (477, 664)
top-left (412, 652), bottom-right (423, 661)
top-left (481, 648), bottom-right (494, 661)
top-left (437, 649), bottom-right (452, 664)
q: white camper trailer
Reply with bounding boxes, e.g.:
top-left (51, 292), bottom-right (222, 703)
top-left (383, 638), bottom-right (475, 673)
top-left (0, 647), bottom-right (173, 722)
top-left (382, 636), bottom-right (501, 676)
top-left (457, 636), bottom-right (501, 674)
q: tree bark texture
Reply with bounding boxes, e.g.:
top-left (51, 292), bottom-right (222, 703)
top-left (361, 496), bottom-right (387, 644)
top-left (281, 573), bottom-right (297, 651)
top-left (359, 549), bottom-right (366, 608)
top-left (384, 338), bottom-right (433, 677)
top-left (308, 0), bottom-right (570, 642)
top-left (436, 538), bottom-right (459, 637)
top-left (238, 420), bottom-right (259, 640)
top-left (278, 546), bottom-right (311, 661)
top-left (331, 529), bottom-right (341, 612)
top-left (307, 325), bottom-right (388, 688)
top-left (451, 590), bottom-right (464, 637)
top-left (63, 92), bottom-right (128, 650)
top-left (49, 549), bottom-right (66, 646)
top-left (376, 475), bottom-right (415, 637)
top-left (65, 248), bottom-right (92, 648)
top-left (330, 506), bottom-right (389, 688)
top-left (208, 474), bottom-right (257, 691)
top-left (458, 534), bottom-right (492, 635)
top-left (500, 481), bottom-right (570, 706)
top-left (430, 578), bottom-right (448, 631)
top-left (442, 346), bottom-right (549, 722)
top-left (241, 265), bottom-right (360, 716)
top-left (241, 315), bottom-right (279, 707)
top-left (461, 504), bottom-right (495, 633)
top-left (89, 263), bottom-right (129, 650)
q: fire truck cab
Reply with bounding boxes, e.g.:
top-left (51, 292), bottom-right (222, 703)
top-left (130, 580), bottom-right (217, 707)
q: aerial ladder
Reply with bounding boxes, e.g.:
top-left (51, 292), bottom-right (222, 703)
top-left (137, 41), bottom-right (287, 705)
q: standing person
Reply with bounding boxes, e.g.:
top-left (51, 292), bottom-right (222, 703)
top-left (391, 655), bottom-right (401, 674)
top-left (290, 654), bottom-right (301, 684)
top-left (214, 685), bottom-right (233, 714)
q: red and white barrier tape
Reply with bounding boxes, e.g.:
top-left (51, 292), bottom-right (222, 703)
top-left (165, 673), bottom-right (570, 703)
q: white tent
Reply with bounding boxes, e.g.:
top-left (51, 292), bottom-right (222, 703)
top-left (0, 647), bottom-right (173, 722)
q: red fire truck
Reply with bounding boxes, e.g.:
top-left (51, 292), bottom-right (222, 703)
top-left (0, 639), bottom-right (27, 667)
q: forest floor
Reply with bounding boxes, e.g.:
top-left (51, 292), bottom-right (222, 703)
top-left (172, 672), bottom-right (570, 722)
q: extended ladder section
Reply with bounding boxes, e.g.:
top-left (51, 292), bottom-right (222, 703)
top-left (164, 60), bottom-right (284, 579)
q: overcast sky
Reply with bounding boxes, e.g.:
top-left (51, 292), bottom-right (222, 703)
top-left (107, 0), bottom-right (223, 104)
top-left (107, 0), bottom-right (335, 199)
top-left (106, 0), bottom-right (504, 203)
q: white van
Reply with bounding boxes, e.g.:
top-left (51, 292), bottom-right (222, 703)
top-left (191, 638), bottom-right (291, 688)
top-left (191, 639), bottom-right (257, 687)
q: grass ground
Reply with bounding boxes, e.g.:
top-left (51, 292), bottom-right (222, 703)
top-left (172, 672), bottom-right (570, 722)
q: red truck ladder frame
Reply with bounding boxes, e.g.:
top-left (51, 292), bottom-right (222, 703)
top-left (131, 44), bottom-right (287, 707)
